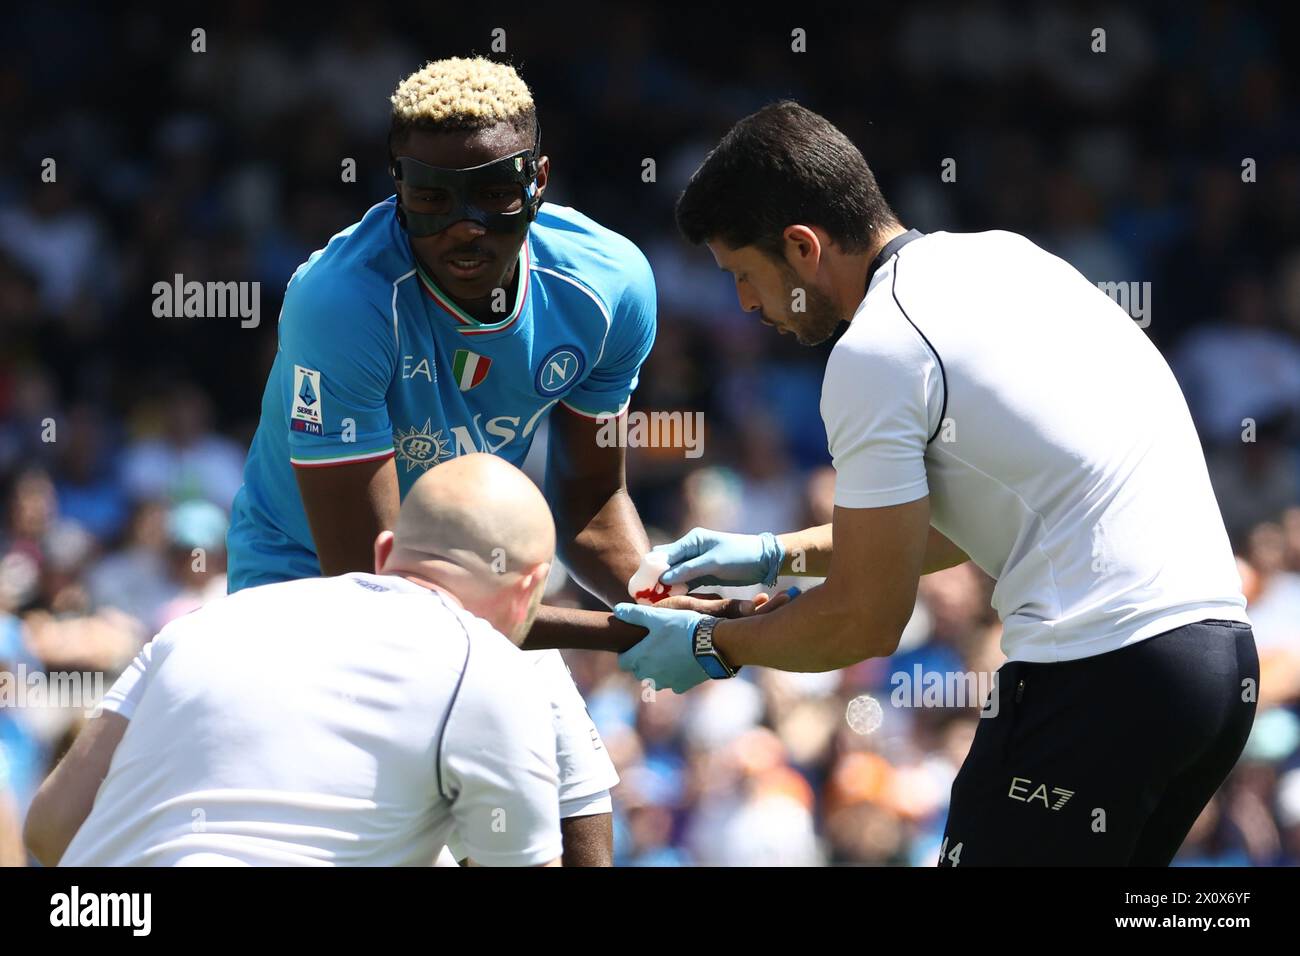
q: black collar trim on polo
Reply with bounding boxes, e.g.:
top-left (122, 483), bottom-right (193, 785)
top-left (865, 228), bottom-right (925, 292)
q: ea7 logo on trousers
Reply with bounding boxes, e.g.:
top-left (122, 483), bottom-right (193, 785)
top-left (1008, 776), bottom-right (1074, 810)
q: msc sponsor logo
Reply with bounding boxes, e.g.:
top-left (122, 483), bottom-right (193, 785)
top-left (392, 410), bottom-right (548, 472)
top-left (394, 420), bottom-right (452, 473)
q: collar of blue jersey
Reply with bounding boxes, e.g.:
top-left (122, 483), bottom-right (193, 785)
top-left (865, 228), bottom-right (924, 291)
top-left (390, 122), bottom-right (543, 238)
top-left (412, 239), bottom-right (531, 332)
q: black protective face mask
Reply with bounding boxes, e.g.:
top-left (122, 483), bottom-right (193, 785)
top-left (390, 124), bottom-right (543, 237)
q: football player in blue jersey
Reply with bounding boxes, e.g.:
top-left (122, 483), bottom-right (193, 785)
top-left (226, 57), bottom-right (762, 866)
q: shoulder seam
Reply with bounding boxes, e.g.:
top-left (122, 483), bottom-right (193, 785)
top-left (434, 592), bottom-right (474, 803)
top-left (890, 257), bottom-right (949, 444)
top-left (392, 268), bottom-right (416, 350)
top-left (531, 265), bottom-right (614, 369)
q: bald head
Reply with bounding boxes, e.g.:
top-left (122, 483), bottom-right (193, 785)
top-left (393, 453), bottom-right (554, 571)
top-left (376, 454), bottom-right (555, 644)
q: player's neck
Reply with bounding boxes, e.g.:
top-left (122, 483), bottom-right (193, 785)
top-left (388, 571), bottom-right (467, 611)
top-left (863, 222), bottom-right (908, 264)
top-left (843, 222), bottom-right (907, 320)
top-left (470, 261), bottom-right (520, 322)
top-left (418, 254), bottom-right (520, 324)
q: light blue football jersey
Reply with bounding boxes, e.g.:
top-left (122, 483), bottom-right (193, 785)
top-left (227, 197), bottom-right (656, 591)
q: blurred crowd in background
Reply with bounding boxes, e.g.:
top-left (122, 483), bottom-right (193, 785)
top-left (2, 1), bottom-right (1299, 865)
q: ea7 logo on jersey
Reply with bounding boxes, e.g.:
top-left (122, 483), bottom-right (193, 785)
top-left (291, 366), bottom-right (323, 436)
top-left (1008, 776), bottom-right (1075, 810)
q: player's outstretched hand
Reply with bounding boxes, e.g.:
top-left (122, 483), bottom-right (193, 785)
top-left (653, 588), bottom-right (798, 618)
top-left (614, 604), bottom-right (709, 694)
top-left (655, 528), bottom-right (784, 588)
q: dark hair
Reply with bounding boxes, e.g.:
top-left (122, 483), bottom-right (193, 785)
top-left (675, 100), bottom-right (897, 257)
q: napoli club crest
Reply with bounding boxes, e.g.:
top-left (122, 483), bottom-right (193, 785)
top-left (535, 345), bottom-right (585, 397)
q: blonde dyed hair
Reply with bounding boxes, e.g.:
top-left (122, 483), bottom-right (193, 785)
top-left (390, 57), bottom-right (535, 137)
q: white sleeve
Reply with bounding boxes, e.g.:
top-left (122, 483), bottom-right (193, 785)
top-left (821, 312), bottom-right (941, 509)
top-left (98, 638), bottom-right (158, 720)
top-left (440, 640), bottom-right (562, 867)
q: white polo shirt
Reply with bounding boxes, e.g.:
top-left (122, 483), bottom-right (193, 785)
top-left (822, 229), bottom-right (1248, 663)
top-left (61, 572), bottom-right (561, 866)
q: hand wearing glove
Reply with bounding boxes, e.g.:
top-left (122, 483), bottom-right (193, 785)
top-left (613, 603), bottom-right (710, 694)
top-left (615, 588), bottom-right (801, 693)
top-left (654, 528), bottom-right (784, 588)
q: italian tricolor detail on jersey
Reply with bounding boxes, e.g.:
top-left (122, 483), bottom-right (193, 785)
top-left (452, 349), bottom-right (491, 391)
top-left (415, 241), bottom-right (531, 337)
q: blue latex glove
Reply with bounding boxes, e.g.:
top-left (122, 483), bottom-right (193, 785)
top-left (614, 603), bottom-right (710, 694)
top-left (655, 528), bottom-right (784, 588)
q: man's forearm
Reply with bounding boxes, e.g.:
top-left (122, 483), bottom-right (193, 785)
top-left (777, 524), bottom-right (966, 577)
top-left (522, 484), bottom-right (648, 652)
top-left (523, 605), bottom-right (645, 652)
top-left (295, 457), bottom-right (401, 576)
top-left (554, 487), bottom-right (649, 609)
top-left (23, 712), bottom-right (128, 866)
top-left (712, 583), bottom-right (898, 672)
top-left (560, 812), bottom-right (613, 866)
top-left (923, 527), bottom-right (969, 574)
top-left (776, 524), bottom-right (833, 577)
top-left (0, 792), bottom-right (26, 867)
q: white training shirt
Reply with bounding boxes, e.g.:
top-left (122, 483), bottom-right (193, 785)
top-left (61, 572), bottom-right (561, 866)
top-left (822, 230), bottom-right (1248, 663)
